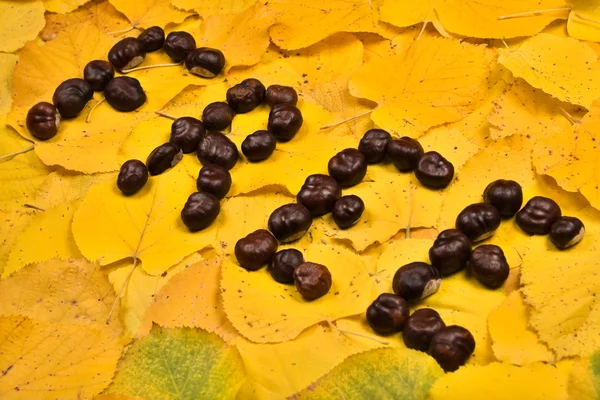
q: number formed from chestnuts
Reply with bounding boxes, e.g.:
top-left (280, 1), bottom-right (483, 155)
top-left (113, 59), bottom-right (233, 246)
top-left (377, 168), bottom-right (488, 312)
top-left (117, 159), bottom-right (149, 195)
top-left (332, 195), bottom-right (365, 229)
top-left (137, 26), bottom-right (165, 52)
top-left (392, 262), bottom-right (441, 301)
top-left (268, 248), bottom-right (305, 284)
top-left (268, 104), bottom-right (303, 142)
top-left (296, 174), bottom-right (341, 217)
top-left (196, 164), bottom-right (232, 199)
top-left (227, 79), bottom-right (265, 113)
top-left (181, 191), bottom-right (220, 231)
top-left (164, 31), bottom-right (196, 62)
top-left (265, 85), bottom-right (298, 107)
top-left (196, 132), bottom-right (239, 170)
top-left (429, 325), bottom-right (476, 372)
top-left (202, 102), bottom-right (235, 131)
top-left (108, 37), bottom-right (146, 71)
top-left (26, 102), bottom-right (60, 140)
top-left (170, 117), bottom-right (205, 153)
top-left (241, 130), bottom-right (276, 162)
top-left (328, 148), bottom-right (367, 188)
top-left (358, 129), bottom-right (392, 164)
top-left (455, 203), bottom-right (501, 242)
top-left (428, 229), bottom-right (471, 276)
top-left (414, 151), bottom-right (454, 189)
top-left (83, 60), bottom-right (115, 91)
top-left (146, 142), bottom-right (183, 176)
top-left (185, 47), bottom-right (225, 78)
top-left (52, 78), bottom-right (93, 118)
top-left (268, 203), bottom-right (312, 243)
top-left (402, 308), bottom-right (446, 352)
top-left (235, 229), bottom-right (278, 271)
top-left (387, 137), bottom-right (424, 172)
top-left (468, 244), bottom-right (509, 289)
top-left (483, 179), bottom-right (523, 218)
top-left (550, 216), bottom-right (585, 249)
top-left (104, 77), bottom-right (147, 112)
top-left (293, 262), bottom-right (332, 301)
top-left (516, 196), bottom-right (562, 235)
top-left (366, 293), bottom-right (409, 334)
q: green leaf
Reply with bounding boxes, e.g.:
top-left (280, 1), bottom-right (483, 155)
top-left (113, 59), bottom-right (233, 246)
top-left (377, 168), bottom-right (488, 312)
top-left (290, 347), bottom-right (443, 400)
top-left (106, 326), bottom-right (246, 400)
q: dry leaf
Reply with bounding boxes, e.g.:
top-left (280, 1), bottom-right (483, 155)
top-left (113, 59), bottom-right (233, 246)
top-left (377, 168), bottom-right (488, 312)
top-left (0, 0), bottom-right (45, 53)
top-left (109, 0), bottom-right (192, 29)
top-left (568, 350), bottom-right (600, 399)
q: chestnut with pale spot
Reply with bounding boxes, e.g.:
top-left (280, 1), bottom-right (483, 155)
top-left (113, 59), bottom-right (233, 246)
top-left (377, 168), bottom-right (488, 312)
top-left (455, 203), bottom-right (501, 242)
top-left (550, 216), bottom-right (585, 249)
top-left (392, 262), bottom-right (441, 301)
top-left (108, 37), bottom-right (146, 71)
top-left (185, 47), bottom-right (225, 78)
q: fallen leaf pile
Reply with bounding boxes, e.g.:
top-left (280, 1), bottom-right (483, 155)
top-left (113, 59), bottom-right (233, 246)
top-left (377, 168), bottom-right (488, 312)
top-left (1, 0), bottom-right (600, 398)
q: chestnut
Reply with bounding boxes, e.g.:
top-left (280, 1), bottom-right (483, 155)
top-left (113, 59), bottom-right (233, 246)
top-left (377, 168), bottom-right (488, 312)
top-left (414, 151), bottom-right (454, 189)
top-left (455, 203), bottom-right (501, 242)
top-left (267, 104), bottom-right (303, 142)
top-left (26, 102), bottom-right (60, 140)
top-left (181, 191), bottom-right (220, 231)
top-left (241, 130), bottom-right (276, 162)
top-left (104, 77), bottom-right (146, 112)
top-left (483, 179), bottom-right (523, 218)
top-left (387, 137), bottom-right (424, 172)
top-left (240, 78), bottom-right (266, 103)
top-left (108, 37), bottom-right (146, 71)
top-left (468, 244), bottom-right (509, 289)
top-left (332, 195), bottom-right (365, 229)
top-left (402, 308), bottom-right (446, 352)
top-left (550, 216), bottom-right (585, 249)
top-left (146, 142), bottom-right (183, 176)
top-left (366, 293), bottom-right (409, 334)
top-left (293, 262), bottom-right (332, 301)
top-left (265, 84), bottom-right (298, 107)
top-left (117, 159), bottom-right (148, 195)
top-left (164, 31), bottom-right (196, 62)
top-left (268, 203), bottom-right (312, 243)
top-left (428, 229), bottom-right (471, 276)
top-left (52, 78), bottom-right (93, 118)
top-left (196, 164), bottom-right (231, 199)
top-left (196, 132), bottom-right (239, 170)
top-left (429, 325), bottom-right (476, 372)
top-left (296, 174), bottom-right (341, 217)
top-left (83, 60), bottom-right (114, 91)
top-left (137, 26), bottom-right (165, 52)
top-left (170, 117), bottom-right (205, 153)
top-left (358, 129), bottom-right (391, 164)
top-left (202, 102), bottom-right (234, 131)
top-left (185, 47), bottom-right (225, 78)
top-left (234, 229), bottom-right (278, 271)
top-left (227, 83), bottom-right (261, 114)
top-left (516, 196), bottom-right (562, 235)
top-left (328, 148), bottom-right (367, 188)
top-left (268, 248), bottom-right (305, 284)
top-left (392, 262), bottom-right (441, 301)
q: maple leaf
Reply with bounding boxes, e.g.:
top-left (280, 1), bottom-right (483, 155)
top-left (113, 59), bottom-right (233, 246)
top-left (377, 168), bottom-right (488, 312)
top-left (0, 0), bottom-right (45, 53)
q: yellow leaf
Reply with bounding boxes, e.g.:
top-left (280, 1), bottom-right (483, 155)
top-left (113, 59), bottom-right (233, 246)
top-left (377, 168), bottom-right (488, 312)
top-left (0, 315), bottom-right (122, 399)
top-left (428, 362), bottom-right (569, 400)
top-left (267, 0), bottom-right (378, 50)
top-left (0, 53), bottom-right (18, 115)
top-left (568, 350), bottom-right (600, 400)
top-left (488, 291), bottom-right (553, 365)
top-left (0, 0), bottom-right (45, 53)
top-left (172, 0), bottom-right (254, 16)
top-left (349, 37), bottom-right (493, 136)
top-left (157, 82), bottom-right (230, 119)
top-left (221, 242), bottom-right (377, 343)
top-left (33, 170), bottom-right (115, 210)
top-left (498, 33), bottom-right (600, 109)
top-left (379, 0), bottom-right (435, 28)
top-left (419, 127), bottom-right (479, 170)
top-left (0, 210), bottom-right (34, 276)
top-left (42, 0), bottom-right (89, 14)
top-left (108, 0), bottom-right (191, 28)
top-left (567, 0), bottom-right (600, 42)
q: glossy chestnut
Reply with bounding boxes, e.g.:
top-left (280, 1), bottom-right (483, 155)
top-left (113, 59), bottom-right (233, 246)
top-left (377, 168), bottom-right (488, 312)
top-left (402, 308), bottom-right (446, 352)
top-left (392, 262), bottom-right (441, 301)
top-left (358, 129), bottom-right (392, 164)
top-left (170, 117), bottom-right (205, 153)
top-left (26, 102), bottom-right (60, 140)
top-left (428, 229), bottom-right (471, 276)
top-left (387, 137), bottom-right (424, 172)
top-left (268, 203), bottom-right (312, 243)
top-left (483, 179), bottom-right (523, 218)
top-left (516, 196), bottom-right (562, 235)
top-left (137, 26), bottom-right (165, 52)
top-left (455, 203), bottom-right (501, 242)
top-left (550, 216), bottom-right (585, 249)
top-left (202, 102), bottom-right (234, 131)
top-left (429, 325), bottom-right (476, 372)
top-left (268, 248), bottom-right (305, 284)
top-left (181, 192), bottom-right (220, 231)
top-left (240, 78), bottom-right (266, 103)
top-left (196, 131), bottom-right (239, 170)
top-left (332, 195), bottom-right (365, 229)
top-left (196, 164), bottom-right (232, 199)
top-left (83, 60), bottom-right (115, 91)
top-left (185, 47), bottom-right (225, 78)
top-left (469, 244), bottom-right (509, 289)
top-left (267, 104), bottom-right (303, 142)
top-left (265, 85), bottom-right (298, 107)
top-left (241, 130), bottom-right (276, 162)
top-left (108, 37), bottom-right (146, 71)
top-left (328, 148), bottom-right (367, 188)
top-left (235, 229), bottom-right (278, 271)
top-left (293, 262), bottom-right (332, 301)
top-left (52, 78), bottom-right (93, 118)
top-left (117, 159), bottom-right (148, 195)
top-left (164, 31), bottom-right (196, 62)
top-left (414, 151), bottom-right (454, 189)
top-left (146, 142), bottom-right (183, 176)
top-left (104, 76), bottom-right (146, 112)
top-left (296, 174), bottom-right (341, 217)
top-left (366, 293), bottom-right (410, 334)
top-left (226, 83), bottom-right (261, 114)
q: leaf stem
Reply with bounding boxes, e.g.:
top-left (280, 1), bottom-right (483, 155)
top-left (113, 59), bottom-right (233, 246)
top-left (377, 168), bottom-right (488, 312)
top-left (0, 145), bottom-right (34, 162)
top-left (86, 98), bottom-right (106, 123)
top-left (320, 108), bottom-right (376, 130)
top-left (106, 257), bottom-right (138, 325)
top-left (326, 320), bottom-right (389, 345)
top-left (107, 25), bottom-right (135, 35)
top-left (23, 204), bottom-right (45, 212)
top-left (573, 13), bottom-right (600, 25)
top-left (501, 39), bottom-right (511, 50)
top-left (154, 110), bottom-right (179, 120)
top-left (416, 20), bottom-right (429, 40)
top-left (558, 106), bottom-right (581, 125)
top-left (497, 7), bottom-right (571, 20)
top-left (121, 62), bottom-right (183, 74)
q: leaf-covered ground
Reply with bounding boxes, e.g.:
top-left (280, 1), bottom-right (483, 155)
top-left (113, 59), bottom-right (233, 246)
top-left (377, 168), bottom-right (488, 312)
top-left (1, 0), bottom-right (600, 398)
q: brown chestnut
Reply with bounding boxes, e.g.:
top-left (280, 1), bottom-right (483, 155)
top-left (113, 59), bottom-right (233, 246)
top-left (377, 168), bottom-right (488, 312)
top-left (146, 142), bottom-right (183, 176)
top-left (516, 196), bottom-right (562, 235)
top-left (387, 137), bottom-right (424, 172)
top-left (265, 85), bottom-right (298, 107)
top-left (234, 229), bottom-right (278, 271)
top-left (268, 203), bottom-right (312, 243)
top-left (196, 164), bottom-right (231, 199)
top-left (483, 179), bottom-right (523, 218)
top-left (267, 104), bottom-right (303, 142)
top-left (468, 244), bottom-right (509, 289)
top-left (227, 84), bottom-right (261, 114)
top-left (293, 262), bottom-right (332, 301)
top-left (108, 37), bottom-right (146, 71)
top-left (328, 148), bottom-right (367, 188)
top-left (550, 216), bottom-right (585, 249)
top-left (202, 102), bottom-right (234, 131)
top-left (240, 78), bottom-right (266, 103)
top-left (456, 203), bottom-right (501, 242)
top-left (428, 229), bottom-right (471, 276)
top-left (104, 77), bottom-right (146, 112)
top-left (241, 130), bottom-right (276, 162)
top-left (358, 129), bottom-right (392, 164)
top-left (196, 132), bottom-right (239, 170)
top-left (164, 31), bottom-right (196, 62)
top-left (402, 308), bottom-right (446, 352)
top-left (429, 325), bottom-right (476, 372)
top-left (137, 26), bottom-right (165, 52)
top-left (26, 102), bottom-right (60, 140)
top-left (170, 117), bottom-right (205, 153)
top-left (52, 78), bottom-right (93, 118)
top-left (185, 47), bottom-right (225, 78)
top-left (181, 192), bottom-right (220, 231)
top-left (366, 293), bottom-right (409, 334)
top-left (117, 159), bottom-right (148, 195)
top-left (268, 248), bottom-right (305, 284)
top-left (296, 174), bottom-right (341, 217)
top-left (392, 262), bottom-right (441, 301)
top-left (83, 60), bottom-right (114, 91)
top-left (414, 151), bottom-right (454, 189)
top-left (332, 195), bottom-right (365, 229)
